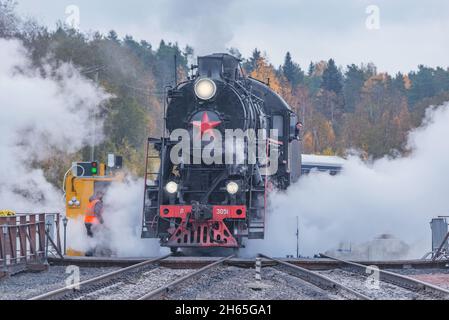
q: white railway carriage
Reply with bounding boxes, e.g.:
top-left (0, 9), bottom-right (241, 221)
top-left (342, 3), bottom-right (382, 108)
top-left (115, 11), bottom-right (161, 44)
top-left (301, 154), bottom-right (345, 176)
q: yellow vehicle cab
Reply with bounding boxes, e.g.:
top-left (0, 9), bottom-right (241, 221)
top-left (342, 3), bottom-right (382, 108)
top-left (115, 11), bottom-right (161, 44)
top-left (64, 155), bottom-right (123, 256)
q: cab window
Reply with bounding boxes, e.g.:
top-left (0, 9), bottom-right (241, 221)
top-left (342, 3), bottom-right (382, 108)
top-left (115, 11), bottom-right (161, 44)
top-left (272, 115), bottom-right (284, 137)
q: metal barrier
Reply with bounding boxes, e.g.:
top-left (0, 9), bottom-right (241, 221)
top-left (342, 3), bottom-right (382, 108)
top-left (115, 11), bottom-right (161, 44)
top-left (0, 213), bottom-right (62, 278)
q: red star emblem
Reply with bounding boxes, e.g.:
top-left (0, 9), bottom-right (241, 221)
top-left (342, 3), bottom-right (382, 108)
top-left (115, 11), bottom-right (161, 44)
top-left (192, 112), bottom-right (221, 137)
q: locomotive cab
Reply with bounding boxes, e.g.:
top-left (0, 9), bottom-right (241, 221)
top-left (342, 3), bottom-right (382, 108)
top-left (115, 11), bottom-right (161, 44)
top-left (198, 53), bottom-right (242, 81)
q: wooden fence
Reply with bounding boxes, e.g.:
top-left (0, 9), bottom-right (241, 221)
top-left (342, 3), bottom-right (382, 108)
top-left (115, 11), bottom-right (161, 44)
top-left (0, 213), bottom-right (62, 278)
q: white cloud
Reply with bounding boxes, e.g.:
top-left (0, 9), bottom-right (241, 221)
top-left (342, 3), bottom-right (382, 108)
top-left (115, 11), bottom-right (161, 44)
top-left (244, 103), bottom-right (449, 259)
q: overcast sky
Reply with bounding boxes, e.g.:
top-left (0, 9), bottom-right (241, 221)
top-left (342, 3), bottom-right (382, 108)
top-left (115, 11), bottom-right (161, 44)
top-left (16, 0), bottom-right (449, 74)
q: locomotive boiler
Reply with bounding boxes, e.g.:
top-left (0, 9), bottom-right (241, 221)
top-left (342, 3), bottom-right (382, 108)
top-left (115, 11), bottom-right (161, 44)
top-left (141, 53), bottom-right (301, 252)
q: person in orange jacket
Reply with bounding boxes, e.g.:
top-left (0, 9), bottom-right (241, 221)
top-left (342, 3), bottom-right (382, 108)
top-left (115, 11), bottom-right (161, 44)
top-left (84, 192), bottom-right (105, 238)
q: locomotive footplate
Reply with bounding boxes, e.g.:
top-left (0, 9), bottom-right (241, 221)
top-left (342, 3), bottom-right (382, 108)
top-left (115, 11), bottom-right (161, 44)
top-left (160, 205), bottom-right (246, 247)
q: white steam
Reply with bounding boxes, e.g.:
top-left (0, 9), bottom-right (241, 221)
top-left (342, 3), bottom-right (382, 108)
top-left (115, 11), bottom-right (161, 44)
top-left (161, 0), bottom-right (236, 55)
top-left (68, 177), bottom-right (167, 257)
top-left (0, 39), bottom-right (163, 258)
top-left (245, 103), bottom-right (449, 259)
top-left (0, 39), bottom-right (109, 212)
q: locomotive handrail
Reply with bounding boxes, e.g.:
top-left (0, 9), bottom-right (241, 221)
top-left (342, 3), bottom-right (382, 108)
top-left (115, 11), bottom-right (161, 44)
top-left (234, 79), bottom-right (265, 105)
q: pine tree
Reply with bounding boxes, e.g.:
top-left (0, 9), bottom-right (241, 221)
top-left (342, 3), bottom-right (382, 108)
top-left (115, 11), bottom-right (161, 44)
top-left (243, 48), bottom-right (261, 74)
top-left (343, 64), bottom-right (365, 112)
top-left (391, 72), bottom-right (406, 94)
top-left (282, 52), bottom-right (304, 86)
top-left (107, 30), bottom-right (119, 42)
top-left (434, 67), bottom-right (449, 93)
top-left (321, 59), bottom-right (343, 94)
top-left (407, 65), bottom-right (436, 107)
top-left (308, 62), bottom-right (315, 76)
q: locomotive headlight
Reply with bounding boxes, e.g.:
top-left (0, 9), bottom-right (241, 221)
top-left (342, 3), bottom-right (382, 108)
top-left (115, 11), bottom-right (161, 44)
top-left (165, 181), bottom-right (178, 194)
top-left (194, 78), bottom-right (217, 100)
top-left (226, 181), bottom-right (239, 195)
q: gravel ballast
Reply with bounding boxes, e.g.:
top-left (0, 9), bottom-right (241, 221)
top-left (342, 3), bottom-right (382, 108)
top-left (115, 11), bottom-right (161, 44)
top-left (0, 266), bottom-right (119, 300)
top-left (169, 266), bottom-right (343, 300)
top-left (318, 268), bottom-right (428, 300)
top-left (75, 267), bottom-right (194, 300)
top-left (3, 263), bottom-right (449, 300)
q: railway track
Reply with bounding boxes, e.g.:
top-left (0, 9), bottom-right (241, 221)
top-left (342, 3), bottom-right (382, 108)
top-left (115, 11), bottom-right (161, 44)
top-left (319, 254), bottom-right (449, 300)
top-left (48, 255), bottom-right (449, 270)
top-left (138, 256), bottom-right (233, 300)
top-left (29, 255), bottom-right (233, 300)
top-left (259, 254), bottom-right (371, 300)
top-left (27, 254), bottom-right (449, 300)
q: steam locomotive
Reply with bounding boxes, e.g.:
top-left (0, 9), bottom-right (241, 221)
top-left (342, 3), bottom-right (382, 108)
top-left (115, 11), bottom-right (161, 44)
top-left (141, 53), bottom-right (301, 252)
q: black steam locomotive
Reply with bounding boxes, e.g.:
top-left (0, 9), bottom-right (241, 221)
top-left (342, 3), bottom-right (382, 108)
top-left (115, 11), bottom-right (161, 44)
top-left (141, 53), bottom-right (301, 251)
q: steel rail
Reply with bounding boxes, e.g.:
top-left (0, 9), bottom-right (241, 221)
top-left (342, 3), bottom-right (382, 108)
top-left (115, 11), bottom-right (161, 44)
top-left (138, 255), bottom-right (234, 300)
top-left (48, 255), bottom-right (449, 270)
top-left (259, 254), bottom-right (371, 300)
top-left (28, 254), bottom-right (171, 300)
top-left (321, 254), bottom-right (449, 299)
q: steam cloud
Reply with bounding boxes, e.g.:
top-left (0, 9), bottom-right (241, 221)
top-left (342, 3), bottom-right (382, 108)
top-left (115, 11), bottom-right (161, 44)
top-left (69, 177), bottom-right (167, 257)
top-left (0, 39), bottom-right (163, 257)
top-left (244, 103), bottom-right (449, 259)
top-left (161, 0), bottom-right (236, 55)
top-left (0, 39), bottom-right (109, 212)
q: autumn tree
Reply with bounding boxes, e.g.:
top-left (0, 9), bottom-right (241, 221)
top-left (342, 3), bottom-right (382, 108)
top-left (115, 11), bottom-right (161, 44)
top-left (302, 111), bottom-right (336, 154)
top-left (250, 55), bottom-right (283, 94)
top-left (340, 74), bottom-right (412, 158)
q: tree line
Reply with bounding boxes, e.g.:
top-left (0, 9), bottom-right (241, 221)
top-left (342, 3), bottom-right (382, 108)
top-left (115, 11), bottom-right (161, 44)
top-left (246, 49), bottom-right (449, 158)
top-left (1, 0), bottom-right (449, 186)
